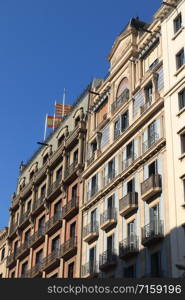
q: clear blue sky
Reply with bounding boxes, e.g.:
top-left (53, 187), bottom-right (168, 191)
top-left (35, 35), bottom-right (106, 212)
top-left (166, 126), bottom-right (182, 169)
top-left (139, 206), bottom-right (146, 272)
top-left (0, 0), bottom-right (161, 228)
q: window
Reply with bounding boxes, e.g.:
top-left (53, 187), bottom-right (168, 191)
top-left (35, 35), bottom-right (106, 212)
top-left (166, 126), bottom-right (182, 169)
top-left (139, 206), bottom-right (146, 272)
top-left (151, 252), bottom-right (161, 277)
top-left (89, 246), bottom-right (96, 270)
top-left (35, 249), bottom-right (43, 266)
top-left (176, 48), bottom-right (184, 70)
top-left (27, 200), bottom-right (31, 212)
top-left (108, 159), bottom-right (115, 178)
top-left (21, 261), bottom-right (28, 277)
top-left (75, 116), bottom-right (80, 127)
top-left (107, 235), bottom-right (114, 252)
top-left (40, 184), bottom-right (46, 198)
top-left (114, 119), bottom-right (121, 139)
top-left (121, 110), bottom-right (129, 131)
top-left (43, 153), bottom-right (49, 165)
top-left (183, 178), bottom-right (185, 202)
top-left (148, 160), bottom-right (158, 177)
top-left (1, 248), bottom-right (5, 261)
top-left (72, 184), bottom-right (78, 200)
top-left (91, 174), bottom-right (98, 196)
top-left (70, 222), bottom-right (76, 238)
top-left (38, 216), bottom-right (45, 232)
top-left (58, 135), bottom-right (64, 147)
top-left (124, 265), bottom-right (136, 278)
top-left (52, 236), bottom-right (60, 252)
top-left (24, 229), bottom-right (31, 243)
top-left (73, 150), bottom-right (78, 164)
top-left (180, 132), bottom-right (185, 154)
top-left (14, 241), bottom-right (18, 256)
top-left (30, 171), bottom-right (34, 180)
top-left (0, 273), bottom-right (2, 278)
top-left (127, 178), bottom-right (135, 193)
top-left (126, 141), bottom-right (134, 159)
top-left (91, 141), bottom-right (97, 153)
top-left (11, 271), bottom-right (15, 278)
top-left (91, 209), bottom-right (97, 229)
top-left (54, 201), bottom-right (61, 215)
top-left (149, 205), bottom-right (159, 229)
top-left (174, 13), bottom-right (182, 34)
top-left (145, 83), bottom-right (153, 103)
top-left (179, 89), bottom-right (185, 110)
top-left (127, 221), bottom-right (135, 240)
top-left (68, 262), bottom-right (74, 278)
top-left (56, 167), bottom-right (62, 180)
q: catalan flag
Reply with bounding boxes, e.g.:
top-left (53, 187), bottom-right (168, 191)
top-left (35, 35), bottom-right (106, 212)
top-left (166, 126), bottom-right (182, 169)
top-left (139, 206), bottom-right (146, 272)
top-left (47, 116), bottom-right (63, 128)
top-left (55, 103), bottom-right (73, 116)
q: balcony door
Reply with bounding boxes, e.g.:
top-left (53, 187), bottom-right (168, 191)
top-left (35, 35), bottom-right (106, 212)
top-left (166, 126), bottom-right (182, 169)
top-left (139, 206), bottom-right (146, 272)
top-left (127, 178), bottom-right (135, 194)
top-left (70, 222), bottom-right (76, 239)
top-left (89, 246), bottom-right (96, 271)
top-left (72, 184), bottom-right (78, 201)
top-left (52, 236), bottom-right (60, 253)
top-left (148, 160), bottom-right (158, 177)
top-left (54, 201), bottom-right (61, 215)
top-left (38, 216), bottom-right (45, 233)
top-left (91, 209), bottom-right (96, 231)
top-left (150, 205), bottom-right (159, 234)
top-left (107, 195), bottom-right (114, 219)
top-left (35, 249), bottom-right (43, 266)
top-left (91, 174), bottom-right (97, 196)
top-left (148, 121), bottom-right (156, 146)
top-left (73, 150), bottom-right (78, 165)
top-left (107, 234), bottom-right (114, 255)
top-left (127, 221), bottom-right (135, 247)
top-left (151, 251), bottom-right (161, 277)
top-left (126, 141), bottom-right (134, 159)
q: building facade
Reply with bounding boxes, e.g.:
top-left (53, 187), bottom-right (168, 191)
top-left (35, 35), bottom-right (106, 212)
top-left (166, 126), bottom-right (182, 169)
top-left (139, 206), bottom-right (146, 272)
top-left (0, 227), bottom-right (9, 278)
top-left (5, 0), bottom-right (185, 278)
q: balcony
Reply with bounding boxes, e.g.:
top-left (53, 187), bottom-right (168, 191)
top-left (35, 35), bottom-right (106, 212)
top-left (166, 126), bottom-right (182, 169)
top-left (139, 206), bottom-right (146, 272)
top-left (119, 192), bottom-right (138, 217)
top-left (65, 121), bottom-right (86, 148)
top-left (83, 221), bottom-right (99, 243)
top-left (62, 197), bottom-right (79, 220)
top-left (141, 174), bottom-right (162, 201)
top-left (81, 261), bottom-right (98, 278)
top-left (111, 89), bottom-right (129, 114)
top-left (99, 249), bottom-right (117, 271)
top-left (86, 185), bottom-right (99, 203)
top-left (140, 100), bottom-right (152, 115)
top-left (32, 195), bottom-right (45, 214)
top-left (47, 175), bottom-right (62, 200)
top-left (64, 160), bottom-right (79, 182)
top-left (122, 154), bottom-right (137, 171)
top-left (7, 253), bottom-right (16, 268)
top-left (119, 235), bottom-right (139, 260)
top-left (143, 132), bottom-right (159, 153)
top-left (61, 237), bottom-right (77, 260)
top-left (45, 211), bottom-right (62, 235)
top-left (19, 210), bottom-right (31, 228)
top-left (104, 169), bottom-right (116, 186)
top-left (141, 220), bottom-right (164, 246)
top-left (16, 240), bottom-right (31, 259)
top-left (11, 194), bottom-right (20, 208)
top-left (30, 227), bottom-right (45, 248)
top-left (42, 248), bottom-right (61, 272)
top-left (96, 114), bottom-right (109, 131)
top-left (9, 221), bottom-right (18, 238)
top-left (27, 263), bottom-right (43, 278)
top-left (100, 208), bottom-right (117, 231)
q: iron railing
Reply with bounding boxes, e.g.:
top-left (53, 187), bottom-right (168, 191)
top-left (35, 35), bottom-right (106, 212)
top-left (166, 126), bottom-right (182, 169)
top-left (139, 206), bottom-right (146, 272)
top-left (62, 197), bottom-right (79, 218)
top-left (119, 192), bottom-right (138, 212)
top-left (122, 153), bottom-right (137, 171)
top-left (99, 249), bottom-right (117, 268)
top-left (9, 221), bottom-right (18, 236)
top-left (119, 235), bottom-right (139, 258)
top-left (64, 160), bottom-right (78, 179)
top-left (32, 195), bottom-right (45, 212)
top-left (142, 220), bottom-right (164, 242)
top-left (30, 227), bottom-right (45, 245)
top-left (61, 236), bottom-right (77, 256)
top-left (100, 208), bottom-right (117, 226)
top-left (104, 169), bottom-right (116, 186)
top-left (47, 175), bottom-right (62, 197)
top-left (19, 210), bottom-right (31, 226)
top-left (141, 174), bottom-right (162, 196)
top-left (45, 211), bottom-right (62, 232)
top-left (111, 89), bottom-right (129, 113)
top-left (27, 262), bottom-right (43, 278)
top-left (16, 239), bottom-right (31, 257)
top-left (42, 248), bottom-right (61, 270)
top-left (143, 132), bottom-right (159, 153)
top-left (83, 221), bottom-right (99, 238)
top-left (81, 261), bottom-right (98, 277)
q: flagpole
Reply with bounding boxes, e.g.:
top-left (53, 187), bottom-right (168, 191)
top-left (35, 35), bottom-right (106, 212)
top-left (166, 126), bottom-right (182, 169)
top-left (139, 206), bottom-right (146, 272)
top-left (44, 113), bottom-right (48, 141)
top-left (53, 101), bottom-right (56, 131)
top-left (62, 88), bottom-right (66, 116)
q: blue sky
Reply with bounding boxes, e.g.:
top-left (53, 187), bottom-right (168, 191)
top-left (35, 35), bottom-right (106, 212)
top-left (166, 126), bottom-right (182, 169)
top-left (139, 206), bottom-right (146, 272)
top-left (0, 0), bottom-right (161, 228)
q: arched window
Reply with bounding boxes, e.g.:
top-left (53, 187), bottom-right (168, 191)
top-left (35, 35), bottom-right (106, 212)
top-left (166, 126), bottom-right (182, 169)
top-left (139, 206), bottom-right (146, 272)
top-left (116, 77), bottom-right (129, 99)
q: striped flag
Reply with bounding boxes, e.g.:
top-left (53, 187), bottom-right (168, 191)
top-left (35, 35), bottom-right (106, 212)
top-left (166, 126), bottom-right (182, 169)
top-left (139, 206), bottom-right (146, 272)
top-left (47, 116), bottom-right (63, 128)
top-left (55, 103), bottom-right (73, 116)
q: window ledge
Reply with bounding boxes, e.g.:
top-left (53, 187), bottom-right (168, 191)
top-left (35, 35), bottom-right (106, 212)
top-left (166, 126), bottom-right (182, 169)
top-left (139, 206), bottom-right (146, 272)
top-left (172, 26), bottom-right (185, 41)
top-left (179, 153), bottom-right (185, 161)
top-left (177, 106), bottom-right (185, 117)
top-left (174, 64), bottom-right (185, 77)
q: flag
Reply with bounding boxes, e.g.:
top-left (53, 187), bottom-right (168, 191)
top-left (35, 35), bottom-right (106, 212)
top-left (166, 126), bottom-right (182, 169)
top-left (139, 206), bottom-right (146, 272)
top-left (47, 116), bottom-right (63, 128)
top-left (55, 103), bottom-right (73, 116)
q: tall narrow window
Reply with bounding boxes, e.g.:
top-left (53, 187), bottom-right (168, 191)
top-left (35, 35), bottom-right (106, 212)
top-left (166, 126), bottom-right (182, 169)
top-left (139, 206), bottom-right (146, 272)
top-left (68, 262), bottom-right (74, 278)
top-left (180, 132), bottom-right (185, 154)
top-left (70, 222), bottom-right (76, 239)
top-left (174, 13), bottom-right (182, 34)
top-left (145, 83), bottom-right (153, 103)
top-left (38, 216), bottom-right (45, 233)
top-left (35, 249), bottom-right (43, 266)
top-left (73, 150), bottom-right (78, 164)
top-left (52, 236), bottom-right (60, 252)
top-left (72, 184), bottom-right (78, 200)
top-left (21, 261), bottom-right (28, 277)
top-left (183, 178), bottom-right (185, 203)
top-left (151, 252), bottom-right (161, 277)
top-left (124, 265), bottom-right (135, 278)
top-left (176, 48), bottom-right (184, 70)
top-left (178, 89), bottom-right (185, 110)
top-left (121, 110), bottom-right (129, 131)
top-left (1, 248), bottom-right (5, 261)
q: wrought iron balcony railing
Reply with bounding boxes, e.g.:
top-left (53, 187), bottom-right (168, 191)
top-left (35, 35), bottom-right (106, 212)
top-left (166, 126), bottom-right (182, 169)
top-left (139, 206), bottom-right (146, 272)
top-left (27, 262), bottom-right (43, 278)
top-left (81, 261), bottom-right (98, 277)
top-left (99, 249), bottom-right (117, 271)
top-left (103, 169), bottom-right (116, 186)
top-left (141, 174), bottom-right (162, 200)
top-left (45, 211), bottom-right (62, 233)
top-left (32, 195), bottom-right (45, 212)
top-left (100, 208), bottom-right (117, 230)
top-left (9, 221), bottom-right (19, 236)
top-left (119, 235), bottom-right (139, 259)
top-left (7, 252), bottom-right (16, 267)
top-left (30, 227), bottom-right (45, 246)
top-left (47, 175), bottom-right (62, 198)
top-left (119, 192), bottom-right (138, 216)
top-left (42, 248), bottom-right (61, 271)
top-left (64, 160), bottom-right (78, 179)
top-left (19, 210), bottom-right (31, 226)
top-left (62, 197), bottom-right (79, 219)
top-left (16, 239), bottom-right (31, 258)
top-left (122, 153), bottom-right (137, 171)
top-left (141, 220), bottom-right (164, 246)
top-left (61, 236), bottom-right (77, 259)
top-left (111, 89), bottom-right (129, 113)
top-left (83, 221), bottom-right (99, 242)
top-left (143, 132), bottom-right (159, 153)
